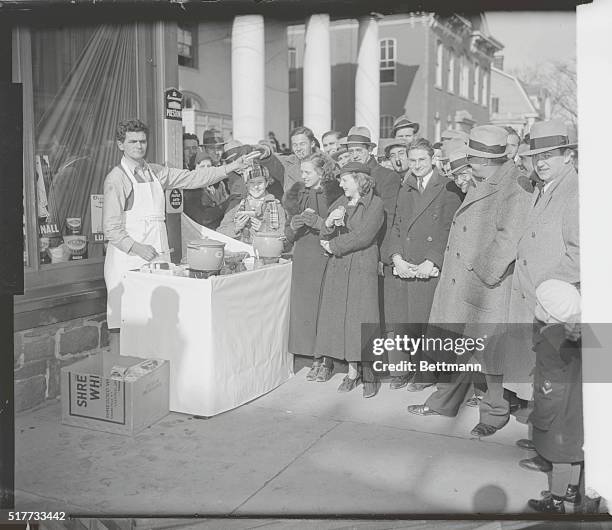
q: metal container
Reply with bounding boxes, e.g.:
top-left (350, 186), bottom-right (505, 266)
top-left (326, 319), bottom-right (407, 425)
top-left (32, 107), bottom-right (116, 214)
top-left (186, 237), bottom-right (226, 271)
top-left (252, 232), bottom-right (284, 259)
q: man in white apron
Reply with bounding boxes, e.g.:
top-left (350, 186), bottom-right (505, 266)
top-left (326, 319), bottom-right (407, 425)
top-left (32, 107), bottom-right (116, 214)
top-left (103, 118), bottom-right (252, 353)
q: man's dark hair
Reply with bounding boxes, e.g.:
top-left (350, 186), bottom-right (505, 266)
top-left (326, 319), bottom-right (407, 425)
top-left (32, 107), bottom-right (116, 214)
top-left (407, 138), bottom-right (434, 157)
top-left (116, 119), bottom-right (149, 143)
top-left (183, 133), bottom-right (199, 143)
top-left (290, 126), bottom-right (315, 143)
top-left (322, 130), bottom-right (341, 142)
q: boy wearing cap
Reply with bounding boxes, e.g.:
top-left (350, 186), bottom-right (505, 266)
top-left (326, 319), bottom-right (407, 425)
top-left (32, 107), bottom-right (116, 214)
top-left (526, 280), bottom-right (582, 514)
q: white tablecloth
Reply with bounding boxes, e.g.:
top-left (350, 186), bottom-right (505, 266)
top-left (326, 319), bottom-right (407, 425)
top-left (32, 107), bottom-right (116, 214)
top-left (120, 262), bottom-right (293, 416)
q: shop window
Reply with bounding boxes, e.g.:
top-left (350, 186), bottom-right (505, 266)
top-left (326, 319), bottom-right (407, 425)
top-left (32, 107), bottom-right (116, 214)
top-left (435, 41), bottom-right (443, 88)
top-left (30, 25), bottom-right (139, 267)
top-left (379, 38), bottom-right (396, 84)
top-left (178, 25), bottom-right (197, 68)
top-left (380, 115), bottom-right (395, 138)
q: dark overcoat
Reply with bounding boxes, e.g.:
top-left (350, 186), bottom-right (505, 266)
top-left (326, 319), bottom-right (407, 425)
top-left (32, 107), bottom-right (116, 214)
top-left (503, 166), bottom-right (580, 388)
top-left (531, 322), bottom-right (583, 463)
top-left (315, 191), bottom-right (385, 362)
top-left (283, 179), bottom-right (343, 356)
top-left (387, 169), bottom-right (463, 325)
top-left (427, 161), bottom-right (534, 366)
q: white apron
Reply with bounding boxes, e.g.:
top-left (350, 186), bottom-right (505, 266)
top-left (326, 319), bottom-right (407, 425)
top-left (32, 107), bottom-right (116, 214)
top-left (104, 160), bottom-right (169, 329)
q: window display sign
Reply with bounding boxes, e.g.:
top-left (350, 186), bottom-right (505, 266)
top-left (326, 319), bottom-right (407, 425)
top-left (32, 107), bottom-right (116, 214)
top-left (90, 194), bottom-right (105, 242)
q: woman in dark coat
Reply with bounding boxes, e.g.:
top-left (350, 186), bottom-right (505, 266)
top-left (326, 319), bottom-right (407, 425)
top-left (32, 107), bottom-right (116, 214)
top-left (527, 280), bottom-right (583, 514)
top-left (316, 162), bottom-right (385, 398)
top-left (283, 153), bottom-right (343, 382)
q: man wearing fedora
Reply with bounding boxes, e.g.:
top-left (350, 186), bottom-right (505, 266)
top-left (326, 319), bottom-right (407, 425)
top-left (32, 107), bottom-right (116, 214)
top-left (387, 138), bottom-right (463, 391)
top-left (504, 119), bottom-right (580, 435)
top-left (383, 139), bottom-right (411, 177)
top-left (392, 115), bottom-right (420, 144)
top-left (407, 125), bottom-right (534, 437)
top-left (341, 127), bottom-right (402, 357)
top-left (201, 128), bottom-right (226, 166)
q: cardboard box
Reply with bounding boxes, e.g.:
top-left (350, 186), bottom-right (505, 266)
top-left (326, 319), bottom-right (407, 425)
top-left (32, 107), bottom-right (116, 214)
top-left (61, 353), bottom-right (169, 435)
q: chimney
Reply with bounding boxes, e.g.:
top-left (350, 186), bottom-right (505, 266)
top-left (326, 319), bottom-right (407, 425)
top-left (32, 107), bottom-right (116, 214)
top-left (493, 55), bottom-right (504, 70)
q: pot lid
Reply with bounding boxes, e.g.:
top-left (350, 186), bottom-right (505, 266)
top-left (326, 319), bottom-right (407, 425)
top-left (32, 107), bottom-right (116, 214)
top-left (187, 237), bottom-right (226, 248)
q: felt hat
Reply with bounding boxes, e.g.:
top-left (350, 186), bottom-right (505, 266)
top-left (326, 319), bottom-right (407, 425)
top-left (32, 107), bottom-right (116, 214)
top-left (340, 126), bottom-right (376, 148)
top-left (221, 140), bottom-right (251, 162)
top-left (446, 143), bottom-right (470, 175)
top-left (201, 128), bottom-right (226, 146)
top-left (391, 115), bottom-right (420, 136)
top-left (379, 138), bottom-right (409, 158)
top-left (520, 119), bottom-right (577, 156)
top-left (535, 279), bottom-right (581, 323)
top-left (466, 125), bottom-right (509, 159)
top-left (441, 129), bottom-right (469, 145)
top-left (337, 161), bottom-right (371, 177)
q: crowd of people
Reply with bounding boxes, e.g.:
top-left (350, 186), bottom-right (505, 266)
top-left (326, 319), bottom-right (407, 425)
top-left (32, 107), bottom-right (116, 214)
top-left (107, 114), bottom-right (581, 514)
top-left (180, 115), bottom-right (581, 514)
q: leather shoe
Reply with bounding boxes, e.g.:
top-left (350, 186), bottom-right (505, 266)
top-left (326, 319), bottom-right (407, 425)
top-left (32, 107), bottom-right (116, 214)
top-left (516, 438), bottom-right (536, 451)
top-left (540, 485), bottom-right (581, 506)
top-left (470, 422), bottom-right (506, 437)
top-left (389, 375), bottom-right (410, 390)
top-left (337, 375), bottom-right (360, 393)
top-left (315, 365), bottom-right (333, 382)
top-left (406, 382), bottom-right (433, 392)
top-left (306, 362), bottom-right (321, 381)
top-left (363, 380), bottom-right (380, 398)
top-left (406, 404), bottom-right (441, 416)
top-left (519, 455), bottom-right (552, 473)
top-left (528, 495), bottom-right (565, 513)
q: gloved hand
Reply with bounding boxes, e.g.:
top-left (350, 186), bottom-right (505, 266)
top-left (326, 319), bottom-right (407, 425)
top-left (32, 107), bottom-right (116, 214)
top-left (290, 215), bottom-right (305, 231)
top-left (302, 208), bottom-right (321, 228)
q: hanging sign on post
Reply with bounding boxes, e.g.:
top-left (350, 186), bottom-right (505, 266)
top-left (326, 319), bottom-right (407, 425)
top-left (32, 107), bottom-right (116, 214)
top-left (164, 88), bottom-right (183, 121)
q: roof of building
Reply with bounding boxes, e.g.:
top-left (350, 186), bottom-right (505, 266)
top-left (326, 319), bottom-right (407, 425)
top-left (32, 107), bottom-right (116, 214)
top-left (490, 66), bottom-right (538, 118)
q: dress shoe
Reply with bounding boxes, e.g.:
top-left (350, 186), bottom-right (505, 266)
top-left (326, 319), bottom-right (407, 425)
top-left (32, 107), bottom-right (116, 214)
top-left (337, 375), bottom-right (360, 393)
top-left (315, 365), bottom-right (333, 382)
top-left (306, 362), bottom-right (321, 381)
top-left (540, 485), bottom-right (581, 506)
top-left (406, 382), bottom-right (433, 392)
top-left (528, 494), bottom-right (565, 513)
top-left (465, 393), bottom-right (483, 407)
top-left (470, 421), bottom-right (507, 438)
top-left (389, 375), bottom-right (410, 390)
top-left (363, 380), bottom-right (380, 398)
top-left (519, 455), bottom-right (552, 473)
top-left (516, 438), bottom-right (536, 451)
top-left (406, 404), bottom-right (441, 416)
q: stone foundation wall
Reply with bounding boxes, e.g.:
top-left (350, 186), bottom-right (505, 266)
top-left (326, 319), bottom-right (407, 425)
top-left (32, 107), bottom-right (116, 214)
top-left (14, 313), bottom-right (109, 412)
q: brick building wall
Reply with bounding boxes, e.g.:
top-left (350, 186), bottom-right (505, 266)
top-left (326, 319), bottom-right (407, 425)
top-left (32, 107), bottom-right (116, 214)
top-left (14, 313), bottom-right (109, 412)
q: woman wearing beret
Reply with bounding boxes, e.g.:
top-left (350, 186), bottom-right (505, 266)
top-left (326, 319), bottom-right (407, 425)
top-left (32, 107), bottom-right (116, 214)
top-left (316, 162), bottom-right (385, 398)
top-left (283, 153), bottom-right (343, 382)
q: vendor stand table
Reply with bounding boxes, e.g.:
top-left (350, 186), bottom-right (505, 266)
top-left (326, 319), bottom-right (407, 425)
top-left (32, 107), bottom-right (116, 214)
top-left (120, 262), bottom-right (293, 417)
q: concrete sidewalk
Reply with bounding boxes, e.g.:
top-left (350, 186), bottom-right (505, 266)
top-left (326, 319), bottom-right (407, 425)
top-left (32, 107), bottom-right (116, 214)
top-left (15, 368), bottom-right (547, 518)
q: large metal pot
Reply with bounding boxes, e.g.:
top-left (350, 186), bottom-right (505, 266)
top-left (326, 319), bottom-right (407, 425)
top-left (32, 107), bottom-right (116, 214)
top-left (186, 237), bottom-right (226, 271)
top-left (252, 232), bottom-right (284, 259)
